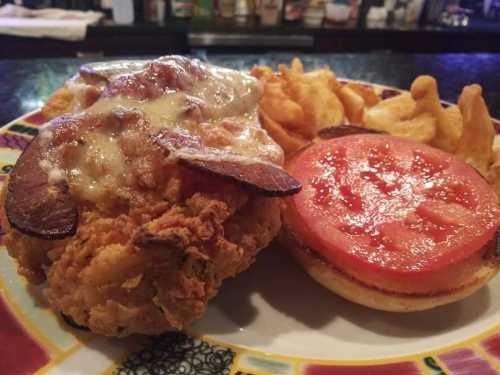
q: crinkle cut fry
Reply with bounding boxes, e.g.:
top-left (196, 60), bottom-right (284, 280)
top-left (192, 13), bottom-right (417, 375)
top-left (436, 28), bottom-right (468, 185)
top-left (456, 84), bottom-right (495, 177)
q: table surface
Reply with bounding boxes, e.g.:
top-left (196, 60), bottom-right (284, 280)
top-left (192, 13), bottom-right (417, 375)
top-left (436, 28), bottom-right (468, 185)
top-left (0, 53), bottom-right (499, 126)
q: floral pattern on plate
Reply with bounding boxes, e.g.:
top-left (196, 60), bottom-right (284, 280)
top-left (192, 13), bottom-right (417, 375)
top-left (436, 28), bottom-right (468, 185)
top-left (1, 79), bottom-right (500, 374)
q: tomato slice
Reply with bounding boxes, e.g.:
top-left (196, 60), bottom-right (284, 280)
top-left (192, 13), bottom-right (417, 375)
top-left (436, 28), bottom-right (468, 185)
top-left (286, 135), bottom-right (499, 294)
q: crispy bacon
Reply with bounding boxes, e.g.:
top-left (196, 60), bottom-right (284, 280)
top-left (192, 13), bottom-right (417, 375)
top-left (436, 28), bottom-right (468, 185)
top-left (317, 125), bottom-right (386, 139)
top-left (4, 111), bottom-right (150, 240)
top-left (103, 56), bottom-right (207, 99)
top-left (182, 158), bottom-right (302, 197)
top-left (154, 128), bottom-right (301, 196)
top-left (7, 57), bottom-right (296, 240)
top-left (79, 60), bottom-right (147, 83)
top-left (5, 136), bottom-right (78, 239)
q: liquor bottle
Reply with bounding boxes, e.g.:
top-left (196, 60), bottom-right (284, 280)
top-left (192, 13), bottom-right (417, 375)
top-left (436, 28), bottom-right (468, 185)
top-left (112, 0), bottom-right (135, 24)
top-left (193, 0), bottom-right (214, 18)
top-left (235, 0), bottom-right (254, 23)
top-left (171, 0), bottom-right (193, 17)
top-left (261, 0), bottom-right (282, 25)
top-left (283, 0), bottom-right (305, 23)
top-left (219, 0), bottom-right (236, 18)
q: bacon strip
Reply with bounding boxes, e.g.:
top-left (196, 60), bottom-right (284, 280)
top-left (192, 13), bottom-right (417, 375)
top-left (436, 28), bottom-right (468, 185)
top-left (6, 56), bottom-right (298, 241)
top-left (5, 136), bottom-right (78, 239)
top-left (182, 158), bottom-right (302, 196)
top-left (317, 125), bottom-right (386, 139)
top-left (155, 128), bottom-right (301, 196)
top-left (103, 56), bottom-right (207, 99)
top-left (79, 60), bottom-right (147, 83)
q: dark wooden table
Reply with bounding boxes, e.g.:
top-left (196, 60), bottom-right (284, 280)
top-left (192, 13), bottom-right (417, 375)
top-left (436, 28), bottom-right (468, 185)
top-left (1, 53), bottom-right (499, 126)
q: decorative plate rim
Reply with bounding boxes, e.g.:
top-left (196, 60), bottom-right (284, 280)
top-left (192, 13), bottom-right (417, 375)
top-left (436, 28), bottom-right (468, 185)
top-left (1, 79), bottom-right (500, 375)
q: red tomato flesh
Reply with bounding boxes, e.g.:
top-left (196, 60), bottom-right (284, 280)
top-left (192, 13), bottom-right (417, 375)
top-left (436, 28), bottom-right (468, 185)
top-left (286, 135), bottom-right (499, 293)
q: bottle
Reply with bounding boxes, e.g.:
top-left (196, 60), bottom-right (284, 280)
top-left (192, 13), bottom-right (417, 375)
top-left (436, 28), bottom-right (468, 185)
top-left (112, 0), bottom-right (135, 24)
top-left (425, 0), bottom-right (446, 24)
top-left (261, 0), bottom-right (282, 25)
top-left (405, 0), bottom-right (425, 24)
top-left (219, 0), bottom-right (236, 18)
top-left (157, 0), bottom-right (166, 21)
top-left (99, 0), bottom-right (113, 19)
top-left (171, 0), bottom-right (193, 17)
top-left (235, 0), bottom-right (252, 23)
top-left (393, 0), bottom-right (407, 22)
top-left (144, 0), bottom-right (159, 22)
top-left (255, 0), bottom-right (261, 15)
top-left (193, 0), bottom-right (214, 18)
top-left (283, 0), bottom-right (305, 23)
top-left (304, 0), bottom-right (325, 27)
top-left (350, 0), bottom-right (361, 20)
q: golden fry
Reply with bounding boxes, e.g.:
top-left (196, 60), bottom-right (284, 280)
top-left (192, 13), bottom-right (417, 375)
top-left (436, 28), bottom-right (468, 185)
top-left (259, 109), bottom-right (308, 156)
top-left (365, 113), bottom-right (436, 143)
top-left (253, 59), bottom-right (497, 191)
top-left (338, 85), bottom-right (365, 124)
top-left (250, 65), bottom-right (275, 81)
top-left (443, 105), bottom-right (463, 143)
top-left (346, 82), bottom-right (381, 107)
top-left (455, 84), bottom-right (495, 176)
top-left (306, 79), bottom-right (345, 130)
top-left (290, 57), bottom-right (304, 74)
top-left (363, 90), bottom-right (438, 143)
top-left (372, 92), bottom-right (416, 118)
top-left (252, 58), bottom-right (346, 149)
top-left (363, 93), bottom-right (416, 130)
top-left (492, 134), bottom-right (500, 162)
top-left (488, 135), bottom-right (500, 200)
top-left (389, 113), bottom-right (436, 143)
top-left (411, 75), bottom-right (461, 152)
top-left (260, 82), bottom-right (305, 128)
top-left (281, 64), bottom-right (344, 136)
top-left (487, 169), bottom-right (500, 202)
top-left (282, 78), bottom-right (317, 138)
top-left (302, 69), bottom-right (342, 93)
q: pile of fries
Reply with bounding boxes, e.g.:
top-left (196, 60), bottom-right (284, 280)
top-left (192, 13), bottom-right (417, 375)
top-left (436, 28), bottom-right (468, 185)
top-left (251, 58), bottom-right (500, 199)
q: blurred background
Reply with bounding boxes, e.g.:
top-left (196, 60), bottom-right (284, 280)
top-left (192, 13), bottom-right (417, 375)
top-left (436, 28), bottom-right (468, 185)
top-left (0, 0), bottom-right (499, 58)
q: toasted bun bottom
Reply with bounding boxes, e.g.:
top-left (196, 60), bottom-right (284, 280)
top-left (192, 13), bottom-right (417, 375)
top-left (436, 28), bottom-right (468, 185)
top-left (282, 229), bottom-right (499, 312)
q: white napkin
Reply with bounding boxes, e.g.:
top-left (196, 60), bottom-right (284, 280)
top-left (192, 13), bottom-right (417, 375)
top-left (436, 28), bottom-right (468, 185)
top-left (0, 4), bottom-right (104, 41)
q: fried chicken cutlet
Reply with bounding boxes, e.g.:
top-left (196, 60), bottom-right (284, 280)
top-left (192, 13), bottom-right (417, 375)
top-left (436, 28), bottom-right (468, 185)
top-left (1, 56), bottom-right (300, 336)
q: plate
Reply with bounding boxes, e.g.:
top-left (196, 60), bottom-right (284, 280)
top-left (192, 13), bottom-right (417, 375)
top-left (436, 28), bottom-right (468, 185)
top-left (2, 81), bottom-right (500, 375)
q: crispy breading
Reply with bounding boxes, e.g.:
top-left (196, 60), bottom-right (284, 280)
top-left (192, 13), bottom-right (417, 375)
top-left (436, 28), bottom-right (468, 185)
top-left (4, 57), bottom-right (291, 337)
top-left (1, 168), bottom-right (281, 336)
top-left (1, 119), bottom-right (282, 336)
top-left (41, 87), bottom-right (75, 120)
top-left (41, 75), bottom-right (103, 120)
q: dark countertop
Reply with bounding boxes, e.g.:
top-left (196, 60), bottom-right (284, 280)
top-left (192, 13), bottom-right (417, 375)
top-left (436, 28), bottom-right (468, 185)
top-left (1, 53), bottom-right (499, 126)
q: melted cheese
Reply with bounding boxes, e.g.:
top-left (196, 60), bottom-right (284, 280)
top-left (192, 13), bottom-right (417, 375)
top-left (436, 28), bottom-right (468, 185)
top-left (87, 94), bottom-right (188, 127)
top-left (48, 58), bottom-right (284, 203)
top-left (65, 75), bottom-right (104, 111)
top-left (66, 132), bottom-right (126, 202)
